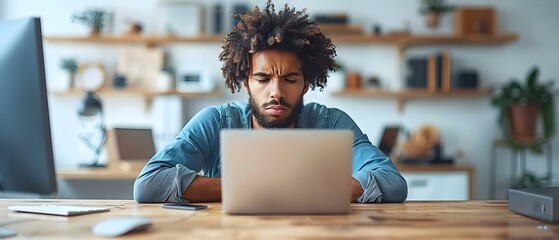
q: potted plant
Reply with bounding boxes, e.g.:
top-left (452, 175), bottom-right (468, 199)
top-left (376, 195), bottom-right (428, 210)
top-left (491, 66), bottom-right (555, 153)
top-left (71, 9), bottom-right (108, 36)
top-left (419, 0), bottom-right (454, 28)
top-left (60, 58), bottom-right (79, 89)
top-left (511, 171), bottom-right (551, 189)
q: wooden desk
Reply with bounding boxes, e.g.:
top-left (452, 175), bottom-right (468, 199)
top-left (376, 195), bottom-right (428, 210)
top-left (57, 168), bottom-right (139, 180)
top-left (0, 199), bottom-right (555, 239)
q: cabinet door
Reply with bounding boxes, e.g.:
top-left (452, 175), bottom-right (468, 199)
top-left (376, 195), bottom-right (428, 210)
top-left (401, 171), bottom-right (469, 200)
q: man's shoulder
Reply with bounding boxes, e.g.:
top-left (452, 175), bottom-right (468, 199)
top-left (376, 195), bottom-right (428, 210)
top-left (203, 101), bottom-right (250, 127)
top-left (300, 102), bottom-right (351, 128)
top-left (303, 102), bottom-right (344, 116)
top-left (202, 101), bottom-right (249, 115)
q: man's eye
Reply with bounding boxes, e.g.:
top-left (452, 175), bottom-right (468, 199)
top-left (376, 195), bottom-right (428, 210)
top-left (285, 79), bottom-right (297, 83)
top-left (256, 79), bottom-right (269, 83)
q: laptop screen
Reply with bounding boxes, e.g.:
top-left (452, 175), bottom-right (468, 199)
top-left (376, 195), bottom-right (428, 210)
top-left (378, 126), bottom-right (400, 156)
top-left (114, 128), bottom-right (155, 160)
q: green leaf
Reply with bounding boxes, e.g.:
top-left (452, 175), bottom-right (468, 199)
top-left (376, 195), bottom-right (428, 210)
top-left (528, 144), bottom-right (543, 154)
top-left (526, 66), bottom-right (539, 90)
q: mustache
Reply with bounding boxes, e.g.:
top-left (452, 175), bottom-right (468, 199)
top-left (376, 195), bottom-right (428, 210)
top-left (262, 98), bottom-right (292, 109)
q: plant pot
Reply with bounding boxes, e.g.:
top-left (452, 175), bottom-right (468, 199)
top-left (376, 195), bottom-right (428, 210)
top-left (507, 104), bottom-right (539, 143)
top-left (90, 27), bottom-right (102, 36)
top-left (425, 12), bottom-right (440, 28)
top-left (346, 72), bottom-right (362, 90)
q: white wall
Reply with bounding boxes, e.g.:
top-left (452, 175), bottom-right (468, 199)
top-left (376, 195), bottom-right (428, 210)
top-left (3, 0), bottom-right (559, 200)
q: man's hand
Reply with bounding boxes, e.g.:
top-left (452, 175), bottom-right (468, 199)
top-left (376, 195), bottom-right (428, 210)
top-left (351, 178), bottom-right (364, 203)
top-left (184, 176), bottom-right (363, 203)
top-left (182, 176), bottom-right (222, 202)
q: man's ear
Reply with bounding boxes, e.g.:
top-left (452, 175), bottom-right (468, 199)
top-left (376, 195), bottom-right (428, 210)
top-left (303, 81), bottom-right (309, 94)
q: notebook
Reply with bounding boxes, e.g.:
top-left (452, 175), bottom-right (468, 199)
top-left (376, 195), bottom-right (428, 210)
top-left (221, 129), bottom-right (353, 214)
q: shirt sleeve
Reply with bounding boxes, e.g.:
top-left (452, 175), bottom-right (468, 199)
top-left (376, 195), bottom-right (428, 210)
top-left (133, 107), bottom-right (221, 203)
top-left (330, 109), bottom-right (408, 203)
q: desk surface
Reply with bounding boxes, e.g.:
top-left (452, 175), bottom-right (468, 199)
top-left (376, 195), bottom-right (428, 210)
top-left (56, 164), bottom-right (474, 180)
top-left (0, 200), bottom-right (554, 239)
top-left (56, 168), bottom-right (139, 180)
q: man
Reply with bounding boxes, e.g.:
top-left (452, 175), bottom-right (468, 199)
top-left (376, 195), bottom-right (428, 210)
top-left (134, 1), bottom-right (407, 204)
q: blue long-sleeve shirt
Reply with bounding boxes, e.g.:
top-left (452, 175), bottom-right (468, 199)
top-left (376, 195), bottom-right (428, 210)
top-left (134, 101), bottom-right (407, 203)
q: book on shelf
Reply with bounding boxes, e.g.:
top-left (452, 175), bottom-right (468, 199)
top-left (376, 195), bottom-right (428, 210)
top-left (427, 55), bottom-right (437, 92)
top-left (441, 51), bottom-right (452, 92)
top-left (426, 51), bottom-right (452, 93)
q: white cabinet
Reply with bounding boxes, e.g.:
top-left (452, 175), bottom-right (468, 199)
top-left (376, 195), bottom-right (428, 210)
top-left (398, 164), bottom-right (474, 201)
top-left (402, 171), bottom-right (469, 200)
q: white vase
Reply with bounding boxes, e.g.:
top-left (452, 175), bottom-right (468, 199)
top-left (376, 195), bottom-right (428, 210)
top-left (326, 71), bottom-right (346, 92)
top-left (51, 70), bottom-right (73, 91)
top-left (156, 71), bottom-right (174, 92)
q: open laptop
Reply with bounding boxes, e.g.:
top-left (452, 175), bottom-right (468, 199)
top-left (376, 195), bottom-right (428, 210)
top-left (221, 129), bottom-right (353, 214)
top-left (107, 128), bottom-right (156, 172)
top-left (378, 126), bottom-right (400, 156)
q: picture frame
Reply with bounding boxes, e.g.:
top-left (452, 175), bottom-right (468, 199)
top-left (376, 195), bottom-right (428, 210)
top-left (454, 7), bottom-right (497, 36)
top-left (117, 47), bottom-right (164, 89)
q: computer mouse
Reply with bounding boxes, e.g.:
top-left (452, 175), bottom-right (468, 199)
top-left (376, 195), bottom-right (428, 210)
top-left (0, 227), bottom-right (17, 238)
top-left (92, 216), bottom-right (152, 237)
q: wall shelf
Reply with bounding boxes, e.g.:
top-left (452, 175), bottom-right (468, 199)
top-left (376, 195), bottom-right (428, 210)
top-left (334, 88), bottom-right (493, 112)
top-left (49, 88), bottom-right (221, 97)
top-left (45, 34), bottom-right (515, 113)
top-left (49, 88), bottom-right (221, 110)
top-left (330, 34), bottom-right (518, 49)
top-left (45, 34), bottom-right (224, 45)
top-left (44, 34), bottom-right (518, 47)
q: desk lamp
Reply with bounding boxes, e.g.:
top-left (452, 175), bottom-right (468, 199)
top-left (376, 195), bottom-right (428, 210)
top-left (78, 91), bottom-right (106, 168)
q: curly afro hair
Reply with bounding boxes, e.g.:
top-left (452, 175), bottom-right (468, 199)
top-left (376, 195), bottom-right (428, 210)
top-left (219, 0), bottom-right (338, 93)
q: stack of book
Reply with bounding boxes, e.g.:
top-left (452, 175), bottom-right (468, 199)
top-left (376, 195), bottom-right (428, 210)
top-left (406, 51), bottom-right (453, 92)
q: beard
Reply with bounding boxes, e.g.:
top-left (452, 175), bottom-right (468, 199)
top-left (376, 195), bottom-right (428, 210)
top-left (249, 92), bottom-right (304, 129)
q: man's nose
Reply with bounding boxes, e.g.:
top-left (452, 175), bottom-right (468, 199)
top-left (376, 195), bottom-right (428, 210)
top-left (268, 79), bottom-right (285, 99)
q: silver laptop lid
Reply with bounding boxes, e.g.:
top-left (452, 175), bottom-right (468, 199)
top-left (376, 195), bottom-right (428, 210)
top-left (221, 129), bottom-right (353, 214)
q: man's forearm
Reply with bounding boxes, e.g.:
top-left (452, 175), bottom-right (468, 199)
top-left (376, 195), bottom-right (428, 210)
top-left (184, 176), bottom-right (362, 203)
top-left (182, 176), bottom-right (222, 202)
top-left (351, 178), bottom-right (364, 202)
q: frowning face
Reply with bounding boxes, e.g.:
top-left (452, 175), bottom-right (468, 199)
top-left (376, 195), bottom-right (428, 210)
top-left (246, 50), bottom-right (309, 129)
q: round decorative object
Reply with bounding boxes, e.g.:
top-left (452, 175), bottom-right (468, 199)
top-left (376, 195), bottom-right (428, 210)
top-left (398, 124), bottom-right (441, 158)
top-left (75, 64), bottom-right (107, 91)
top-left (413, 124), bottom-right (440, 148)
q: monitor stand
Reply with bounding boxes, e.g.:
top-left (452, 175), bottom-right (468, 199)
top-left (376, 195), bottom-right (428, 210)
top-left (0, 227), bottom-right (17, 238)
top-left (78, 163), bottom-right (106, 168)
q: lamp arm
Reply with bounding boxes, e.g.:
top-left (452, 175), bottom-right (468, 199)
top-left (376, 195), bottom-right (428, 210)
top-left (79, 135), bottom-right (100, 152)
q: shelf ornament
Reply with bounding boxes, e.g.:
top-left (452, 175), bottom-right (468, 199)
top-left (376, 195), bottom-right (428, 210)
top-left (419, 0), bottom-right (454, 29)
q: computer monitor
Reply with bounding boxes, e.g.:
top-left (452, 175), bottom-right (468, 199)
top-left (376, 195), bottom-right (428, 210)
top-left (0, 17), bottom-right (57, 195)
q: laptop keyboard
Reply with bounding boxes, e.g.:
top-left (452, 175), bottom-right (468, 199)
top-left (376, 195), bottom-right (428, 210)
top-left (8, 205), bottom-right (111, 216)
